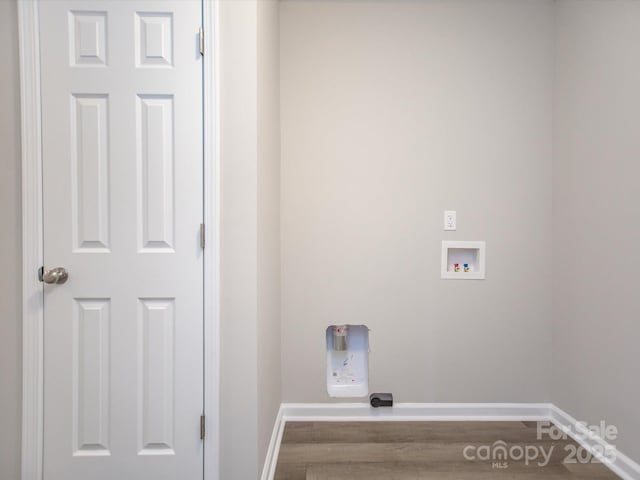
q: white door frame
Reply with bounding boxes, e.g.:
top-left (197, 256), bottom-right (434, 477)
top-left (17, 1), bottom-right (220, 479)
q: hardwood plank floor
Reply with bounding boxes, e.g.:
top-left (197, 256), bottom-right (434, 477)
top-left (274, 421), bottom-right (619, 479)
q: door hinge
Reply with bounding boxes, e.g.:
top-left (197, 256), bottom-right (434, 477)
top-left (200, 223), bottom-right (205, 249)
top-left (200, 415), bottom-right (206, 440)
top-left (199, 27), bottom-right (204, 56)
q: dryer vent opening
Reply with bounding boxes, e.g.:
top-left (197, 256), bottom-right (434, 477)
top-left (326, 325), bottom-right (369, 398)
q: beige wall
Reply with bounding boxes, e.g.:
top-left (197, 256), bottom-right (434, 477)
top-left (256, 0), bottom-right (282, 472)
top-left (219, 1), bottom-right (258, 477)
top-left (553, 0), bottom-right (640, 463)
top-left (280, 0), bottom-right (554, 403)
top-left (0, 1), bottom-right (22, 479)
top-left (219, 0), bottom-right (281, 477)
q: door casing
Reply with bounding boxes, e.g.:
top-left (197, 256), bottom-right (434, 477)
top-left (17, 1), bottom-right (220, 479)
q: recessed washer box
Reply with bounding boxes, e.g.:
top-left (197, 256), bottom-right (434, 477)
top-left (441, 241), bottom-right (486, 280)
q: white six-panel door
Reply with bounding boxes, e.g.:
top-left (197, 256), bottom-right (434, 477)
top-left (39, 2), bottom-right (204, 479)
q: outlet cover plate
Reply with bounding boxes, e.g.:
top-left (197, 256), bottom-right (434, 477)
top-left (444, 210), bottom-right (456, 231)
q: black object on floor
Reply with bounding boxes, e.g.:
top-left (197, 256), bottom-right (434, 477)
top-left (369, 393), bottom-right (393, 407)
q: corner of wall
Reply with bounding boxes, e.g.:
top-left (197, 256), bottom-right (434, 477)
top-left (256, 0), bottom-right (282, 473)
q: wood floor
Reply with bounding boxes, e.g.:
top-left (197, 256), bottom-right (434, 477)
top-left (274, 421), bottom-right (620, 479)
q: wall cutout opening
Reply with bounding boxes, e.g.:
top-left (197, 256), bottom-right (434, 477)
top-left (326, 325), bottom-right (369, 398)
top-left (441, 240), bottom-right (486, 279)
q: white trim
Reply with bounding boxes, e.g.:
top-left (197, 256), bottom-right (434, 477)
top-left (18, 1), bottom-right (44, 479)
top-left (280, 402), bottom-right (551, 423)
top-left (260, 405), bottom-right (286, 480)
top-left (261, 403), bottom-right (640, 480)
top-left (19, 2), bottom-right (221, 480)
top-left (203, 1), bottom-right (220, 479)
top-left (550, 405), bottom-right (640, 480)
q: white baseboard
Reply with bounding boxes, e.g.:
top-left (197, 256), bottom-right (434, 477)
top-left (260, 404), bottom-right (286, 480)
top-left (260, 402), bottom-right (640, 480)
top-left (279, 402), bottom-right (551, 422)
top-left (550, 404), bottom-right (640, 480)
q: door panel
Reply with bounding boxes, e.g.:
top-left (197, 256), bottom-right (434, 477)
top-left (138, 297), bottom-right (176, 455)
top-left (72, 298), bottom-right (110, 455)
top-left (39, 2), bottom-right (204, 479)
top-left (71, 94), bottom-right (110, 252)
top-left (137, 94), bottom-right (175, 251)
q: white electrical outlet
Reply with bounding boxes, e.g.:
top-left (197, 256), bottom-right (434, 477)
top-left (444, 211), bottom-right (456, 231)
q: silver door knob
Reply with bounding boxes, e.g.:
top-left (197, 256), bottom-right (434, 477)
top-left (41, 267), bottom-right (69, 285)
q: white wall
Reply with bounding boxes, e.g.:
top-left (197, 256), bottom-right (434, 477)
top-left (553, 0), bottom-right (640, 463)
top-left (218, 0), bottom-right (281, 477)
top-left (256, 0), bottom-right (282, 471)
top-left (0, 1), bottom-right (22, 479)
top-left (280, 0), bottom-right (554, 403)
